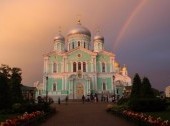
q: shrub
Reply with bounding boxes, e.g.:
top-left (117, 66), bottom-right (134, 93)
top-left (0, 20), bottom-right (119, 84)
top-left (12, 103), bottom-right (22, 113)
top-left (117, 98), bottom-right (130, 105)
top-left (129, 98), bottom-right (167, 112)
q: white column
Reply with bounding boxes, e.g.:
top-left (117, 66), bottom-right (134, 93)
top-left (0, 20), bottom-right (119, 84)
top-left (86, 62), bottom-right (88, 72)
top-left (45, 59), bottom-right (49, 73)
top-left (88, 80), bottom-right (90, 93)
top-left (68, 80), bottom-right (70, 92)
top-left (62, 77), bottom-right (64, 90)
top-left (65, 76), bottom-right (67, 90)
top-left (95, 75), bottom-right (97, 90)
top-left (105, 62), bottom-right (107, 73)
top-left (81, 62), bottom-right (83, 71)
top-left (43, 59), bottom-right (46, 73)
top-left (94, 58), bottom-right (96, 72)
top-left (91, 62), bottom-right (93, 72)
top-left (100, 62), bottom-right (102, 72)
top-left (85, 62), bottom-right (87, 72)
top-left (93, 58), bottom-right (95, 72)
top-left (67, 62), bottom-right (69, 72)
top-left (71, 61), bottom-right (73, 72)
top-left (63, 58), bottom-right (65, 72)
top-left (86, 81), bottom-right (88, 95)
top-left (51, 62), bottom-right (53, 73)
top-left (111, 76), bottom-right (113, 92)
top-left (56, 63), bottom-right (58, 73)
top-left (110, 58), bottom-right (112, 72)
top-left (76, 62), bottom-right (78, 71)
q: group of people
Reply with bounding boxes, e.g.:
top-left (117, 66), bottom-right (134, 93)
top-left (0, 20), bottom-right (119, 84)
top-left (58, 95), bottom-right (68, 105)
top-left (57, 93), bottom-right (114, 104)
top-left (82, 93), bottom-right (113, 103)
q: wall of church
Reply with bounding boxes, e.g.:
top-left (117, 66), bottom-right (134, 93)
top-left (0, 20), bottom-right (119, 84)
top-left (67, 50), bottom-right (91, 61)
top-left (107, 63), bottom-right (111, 72)
top-left (47, 78), bottom-right (62, 91)
top-left (97, 77), bottom-right (112, 91)
top-left (67, 34), bottom-right (90, 50)
top-left (114, 86), bottom-right (124, 98)
top-left (96, 54), bottom-right (111, 73)
top-left (47, 55), bottom-right (63, 73)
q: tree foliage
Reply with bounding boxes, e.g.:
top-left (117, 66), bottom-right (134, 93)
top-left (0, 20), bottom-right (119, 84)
top-left (130, 73), bottom-right (141, 99)
top-left (0, 64), bottom-right (23, 109)
top-left (10, 67), bottom-right (23, 103)
top-left (129, 73), bottom-right (166, 112)
top-left (141, 77), bottom-right (154, 98)
top-left (0, 72), bottom-right (11, 109)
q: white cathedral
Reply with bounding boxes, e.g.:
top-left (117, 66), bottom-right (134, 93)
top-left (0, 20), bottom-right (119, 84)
top-left (34, 20), bottom-right (132, 101)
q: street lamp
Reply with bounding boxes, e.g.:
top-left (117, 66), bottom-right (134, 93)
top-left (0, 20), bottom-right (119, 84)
top-left (46, 76), bottom-right (48, 103)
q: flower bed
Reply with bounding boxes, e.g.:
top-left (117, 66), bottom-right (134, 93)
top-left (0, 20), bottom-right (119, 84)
top-left (110, 109), bottom-right (170, 126)
top-left (0, 111), bottom-right (45, 126)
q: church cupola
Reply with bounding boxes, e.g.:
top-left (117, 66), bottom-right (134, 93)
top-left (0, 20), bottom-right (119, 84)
top-left (53, 30), bottom-right (65, 53)
top-left (93, 30), bottom-right (104, 52)
top-left (121, 64), bottom-right (128, 76)
top-left (67, 20), bottom-right (91, 51)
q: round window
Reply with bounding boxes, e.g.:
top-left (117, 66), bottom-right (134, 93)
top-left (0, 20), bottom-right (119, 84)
top-left (77, 54), bottom-right (81, 58)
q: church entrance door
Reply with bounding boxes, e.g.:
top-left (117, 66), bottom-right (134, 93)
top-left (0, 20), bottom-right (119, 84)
top-left (76, 84), bottom-right (84, 99)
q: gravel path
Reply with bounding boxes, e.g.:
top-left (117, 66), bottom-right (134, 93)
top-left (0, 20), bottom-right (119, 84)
top-left (40, 102), bottom-right (135, 126)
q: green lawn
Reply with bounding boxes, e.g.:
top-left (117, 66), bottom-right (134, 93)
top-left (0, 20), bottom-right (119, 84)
top-left (145, 107), bottom-right (170, 121)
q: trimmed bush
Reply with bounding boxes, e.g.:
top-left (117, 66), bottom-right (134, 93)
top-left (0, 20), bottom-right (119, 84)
top-left (129, 98), bottom-right (167, 112)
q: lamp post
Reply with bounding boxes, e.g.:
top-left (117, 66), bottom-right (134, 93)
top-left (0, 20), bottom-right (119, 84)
top-left (46, 76), bottom-right (48, 103)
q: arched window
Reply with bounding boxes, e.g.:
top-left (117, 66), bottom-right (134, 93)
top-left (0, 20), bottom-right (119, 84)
top-left (83, 62), bottom-right (86, 72)
top-left (103, 82), bottom-right (106, 90)
top-left (78, 41), bottom-right (80, 47)
top-left (78, 62), bottom-right (81, 70)
top-left (72, 42), bottom-right (74, 49)
top-left (73, 62), bottom-right (76, 72)
top-left (53, 63), bottom-right (57, 73)
top-left (84, 42), bottom-right (86, 48)
top-left (53, 83), bottom-right (56, 91)
top-left (102, 62), bottom-right (105, 72)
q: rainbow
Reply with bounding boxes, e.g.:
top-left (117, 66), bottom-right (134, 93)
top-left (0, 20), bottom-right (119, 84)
top-left (114, 0), bottom-right (147, 50)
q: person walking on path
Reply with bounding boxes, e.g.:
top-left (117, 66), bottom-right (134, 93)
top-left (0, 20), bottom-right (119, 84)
top-left (58, 97), bottom-right (61, 105)
top-left (65, 95), bottom-right (68, 105)
top-left (82, 95), bottom-right (85, 104)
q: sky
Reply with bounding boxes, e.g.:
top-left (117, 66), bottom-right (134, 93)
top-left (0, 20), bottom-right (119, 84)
top-left (0, 0), bottom-right (170, 91)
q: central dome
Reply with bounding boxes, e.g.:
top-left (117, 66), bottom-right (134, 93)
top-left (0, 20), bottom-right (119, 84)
top-left (67, 23), bottom-right (91, 36)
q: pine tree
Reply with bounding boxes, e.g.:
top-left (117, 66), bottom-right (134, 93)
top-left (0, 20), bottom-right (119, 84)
top-left (141, 77), bottom-right (155, 98)
top-left (130, 73), bottom-right (142, 99)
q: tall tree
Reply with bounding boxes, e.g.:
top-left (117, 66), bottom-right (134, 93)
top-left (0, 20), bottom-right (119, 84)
top-left (0, 64), bottom-right (11, 78)
top-left (130, 73), bottom-right (142, 99)
top-left (141, 77), bottom-right (155, 98)
top-left (10, 67), bottom-right (23, 103)
top-left (0, 72), bottom-right (11, 109)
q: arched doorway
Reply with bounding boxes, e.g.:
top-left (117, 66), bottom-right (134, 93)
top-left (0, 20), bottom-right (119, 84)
top-left (76, 84), bottom-right (84, 99)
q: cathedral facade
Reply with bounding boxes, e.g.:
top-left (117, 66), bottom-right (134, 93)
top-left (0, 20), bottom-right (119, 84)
top-left (37, 21), bottom-right (131, 100)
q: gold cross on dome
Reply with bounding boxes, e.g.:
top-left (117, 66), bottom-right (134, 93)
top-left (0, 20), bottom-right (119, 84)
top-left (58, 26), bottom-right (62, 34)
top-left (76, 14), bottom-right (81, 25)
